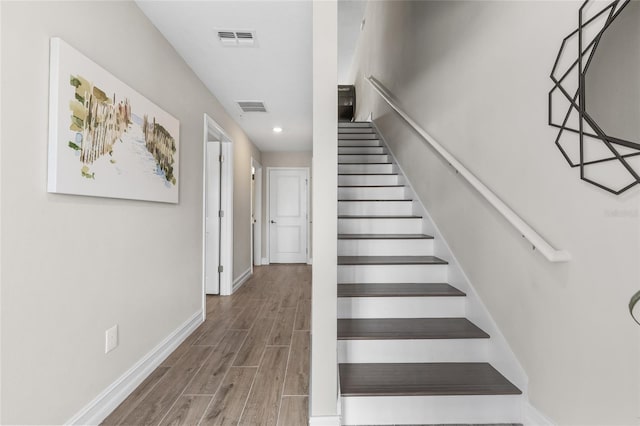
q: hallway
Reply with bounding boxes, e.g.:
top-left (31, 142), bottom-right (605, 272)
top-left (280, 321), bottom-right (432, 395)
top-left (102, 265), bottom-right (311, 426)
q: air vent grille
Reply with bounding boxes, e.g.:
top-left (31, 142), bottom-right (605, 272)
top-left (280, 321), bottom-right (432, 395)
top-left (237, 101), bottom-right (267, 113)
top-left (216, 30), bottom-right (256, 47)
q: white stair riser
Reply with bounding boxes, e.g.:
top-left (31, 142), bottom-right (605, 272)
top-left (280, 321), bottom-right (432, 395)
top-left (338, 339), bottom-right (488, 363)
top-left (339, 128), bottom-right (376, 133)
top-left (338, 218), bottom-right (422, 234)
top-left (338, 264), bottom-right (447, 283)
top-left (338, 163), bottom-right (394, 174)
top-left (338, 201), bottom-right (413, 216)
top-left (338, 175), bottom-right (399, 186)
top-left (338, 146), bottom-right (385, 155)
top-left (337, 238), bottom-right (432, 256)
top-left (336, 139), bottom-right (381, 147)
top-left (338, 133), bottom-right (379, 140)
top-left (338, 186), bottom-right (406, 200)
top-left (339, 154), bottom-right (389, 163)
top-left (337, 295), bottom-right (462, 318)
top-left (341, 395), bottom-right (523, 425)
top-left (338, 122), bottom-right (372, 128)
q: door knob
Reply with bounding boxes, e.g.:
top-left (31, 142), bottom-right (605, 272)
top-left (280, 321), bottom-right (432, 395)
top-left (270, 220), bottom-right (277, 224)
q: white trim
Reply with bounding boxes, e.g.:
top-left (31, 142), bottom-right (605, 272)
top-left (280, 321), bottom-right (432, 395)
top-left (266, 167), bottom-right (311, 264)
top-left (525, 402), bottom-right (555, 426)
top-left (0, 3), bottom-right (3, 423)
top-left (201, 116), bottom-right (207, 316)
top-left (265, 168), bottom-right (270, 263)
top-left (202, 114), bottom-right (234, 299)
top-left (232, 267), bottom-right (252, 292)
top-left (309, 415), bottom-right (341, 426)
top-left (367, 76), bottom-right (570, 263)
top-left (220, 142), bottom-right (234, 295)
top-left (307, 258), bottom-right (313, 265)
top-left (65, 311), bottom-right (203, 426)
top-left (251, 158), bottom-right (263, 267)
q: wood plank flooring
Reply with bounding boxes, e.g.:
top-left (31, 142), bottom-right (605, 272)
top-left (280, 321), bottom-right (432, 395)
top-left (102, 264), bottom-right (311, 426)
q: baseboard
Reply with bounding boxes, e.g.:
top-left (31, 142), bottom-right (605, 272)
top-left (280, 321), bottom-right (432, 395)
top-left (307, 257), bottom-right (313, 265)
top-left (232, 267), bottom-right (252, 292)
top-left (309, 415), bottom-right (341, 426)
top-left (261, 257), bottom-right (269, 265)
top-left (65, 311), bottom-right (203, 425)
top-left (525, 402), bottom-right (555, 425)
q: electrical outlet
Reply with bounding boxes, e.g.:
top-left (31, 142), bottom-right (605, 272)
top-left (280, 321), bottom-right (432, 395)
top-left (105, 325), bottom-right (118, 354)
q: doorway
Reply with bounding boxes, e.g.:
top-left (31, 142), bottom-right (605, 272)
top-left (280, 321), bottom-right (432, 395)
top-left (203, 114), bottom-right (234, 304)
top-left (267, 168), bottom-right (310, 264)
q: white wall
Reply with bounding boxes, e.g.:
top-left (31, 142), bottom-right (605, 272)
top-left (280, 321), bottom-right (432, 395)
top-left (338, 0), bottom-right (367, 85)
top-left (351, 1), bottom-right (640, 424)
top-left (260, 151), bottom-right (313, 260)
top-left (310, 0), bottom-right (338, 420)
top-left (0, 2), bottom-right (259, 424)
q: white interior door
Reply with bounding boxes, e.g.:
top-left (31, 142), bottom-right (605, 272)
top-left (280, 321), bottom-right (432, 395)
top-left (269, 168), bottom-right (308, 263)
top-left (205, 141), bottom-right (221, 294)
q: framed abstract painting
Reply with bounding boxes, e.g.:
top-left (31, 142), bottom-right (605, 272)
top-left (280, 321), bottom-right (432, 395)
top-left (48, 37), bottom-right (180, 203)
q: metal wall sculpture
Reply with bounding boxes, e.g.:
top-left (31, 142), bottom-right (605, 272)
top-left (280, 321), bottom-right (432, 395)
top-left (549, 0), bottom-right (638, 194)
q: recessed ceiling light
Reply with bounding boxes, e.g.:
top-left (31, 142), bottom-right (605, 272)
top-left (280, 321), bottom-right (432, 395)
top-left (273, 127), bottom-right (283, 133)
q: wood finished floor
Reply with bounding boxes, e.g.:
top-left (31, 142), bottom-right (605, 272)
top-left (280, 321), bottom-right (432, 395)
top-left (102, 264), bottom-right (311, 426)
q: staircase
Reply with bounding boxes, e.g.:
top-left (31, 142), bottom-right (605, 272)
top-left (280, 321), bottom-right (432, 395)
top-left (337, 122), bottom-right (523, 425)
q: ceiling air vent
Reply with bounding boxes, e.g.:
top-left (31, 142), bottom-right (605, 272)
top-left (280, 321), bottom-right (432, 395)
top-left (237, 101), bottom-right (267, 113)
top-left (216, 30), bottom-right (256, 47)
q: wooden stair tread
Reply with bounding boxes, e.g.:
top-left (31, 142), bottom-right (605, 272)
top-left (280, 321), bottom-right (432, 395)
top-left (338, 256), bottom-right (447, 265)
top-left (338, 199), bottom-right (413, 202)
top-left (338, 318), bottom-right (488, 340)
top-left (338, 173), bottom-right (398, 175)
top-left (338, 185), bottom-right (403, 188)
top-left (338, 162), bottom-right (391, 165)
top-left (338, 215), bottom-right (422, 219)
top-left (337, 283), bottom-right (465, 298)
top-left (338, 132), bottom-right (377, 134)
top-left (339, 363), bottom-right (522, 396)
top-left (338, 234), bottom-right (432, 240)
top-left (338, 136), bottom-right (379, 139)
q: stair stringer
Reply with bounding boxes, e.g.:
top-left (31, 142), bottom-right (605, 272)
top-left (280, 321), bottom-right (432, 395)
top-left (371, 122), bottom-right (530, 401)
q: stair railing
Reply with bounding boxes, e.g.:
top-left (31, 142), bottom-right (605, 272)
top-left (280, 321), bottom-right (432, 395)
top-left (367, 76), bottom-right (571, 263)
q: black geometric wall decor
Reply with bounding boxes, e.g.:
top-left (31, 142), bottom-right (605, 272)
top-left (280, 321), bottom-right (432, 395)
top-left (549, 0), bottom-right (639, 194)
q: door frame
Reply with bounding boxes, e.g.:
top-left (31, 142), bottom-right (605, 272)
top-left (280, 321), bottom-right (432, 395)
top-left (202, 114), bottom-right (234, 317)
top-left (250, 157), bottom-right (263, 271)
top-left (265, 167), bottom-right (310, 264)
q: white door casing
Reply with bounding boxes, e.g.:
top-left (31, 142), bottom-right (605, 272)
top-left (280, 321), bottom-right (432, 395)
top-left (268, 168), bottom-right (309, 263)
top-left (205, 141), bottom-right (221, 295)
top-left (202, 114), bottom-right (234, 303)
top-left (251, 158), bottom-right (263, 267)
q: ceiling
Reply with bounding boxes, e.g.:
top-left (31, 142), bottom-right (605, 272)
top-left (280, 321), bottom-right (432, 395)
top-left (137, 1), bottom-right (313, 152)
top-left (137, 1), bottom-right (367, 153)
